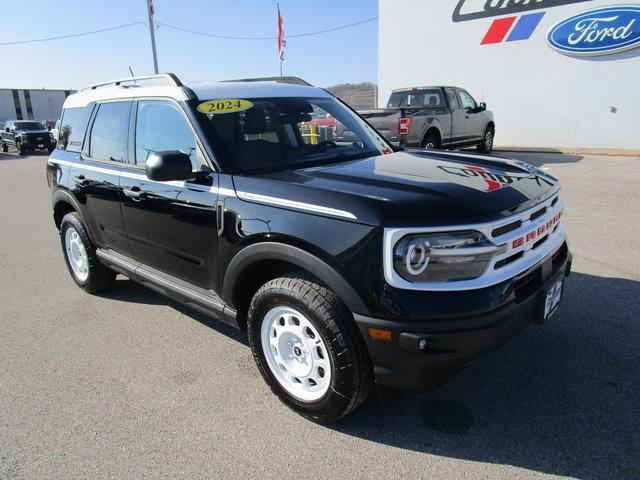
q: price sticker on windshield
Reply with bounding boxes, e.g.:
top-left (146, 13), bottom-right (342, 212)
top-left (197, 99), bottom-right (253, 114)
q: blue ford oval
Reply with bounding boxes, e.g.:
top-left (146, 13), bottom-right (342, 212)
top-left (547, 5), bottom-right (640, 55)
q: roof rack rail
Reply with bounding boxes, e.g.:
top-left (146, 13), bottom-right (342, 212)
top-left (83, 73), bottom-right (184, 91)
top-left (222, 76), bottom-right (312, 87)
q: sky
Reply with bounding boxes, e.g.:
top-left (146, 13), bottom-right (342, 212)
top-left (0, 0), bottom-right (378, 90)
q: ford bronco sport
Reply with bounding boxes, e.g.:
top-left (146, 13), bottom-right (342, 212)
top-left (47, 74), bottom-right (571, 423)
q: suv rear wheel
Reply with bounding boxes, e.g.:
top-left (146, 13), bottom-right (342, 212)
top-left (248, 275), bottom-right (373, 423)
top-left (60, 212), bottom-right (116, 293)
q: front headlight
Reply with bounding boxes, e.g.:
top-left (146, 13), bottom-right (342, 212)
top-left (393, 231), bottom-right (505, 283)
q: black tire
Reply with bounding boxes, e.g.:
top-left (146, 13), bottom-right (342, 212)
top-left (1, 142), bottom-right (7, 153)
top-left (477, 125), bottom-right (495, 154)
top-left (421, 132), bottom-right (439, 150)
top-left (248, 275), bottom-right (373, 423)
top-left (17, 141), bottom-right (26, 156)
top-left (59, 212), bottom-right (116, 293)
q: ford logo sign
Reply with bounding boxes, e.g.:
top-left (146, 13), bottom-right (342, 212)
top-left (547, 5), bottom-right (640, 56)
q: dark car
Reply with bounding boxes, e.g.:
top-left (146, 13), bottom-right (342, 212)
top-left (359, 86), bottom-right (495, 153)
top-left (46, 74), bottom-right (570, 423)
top-left (1, 120), bottom-right (56, 155)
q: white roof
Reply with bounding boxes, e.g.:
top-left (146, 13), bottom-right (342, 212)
top-left (63, 78), bottom-right (330, 109)
top-left (63, 85), bottom-right (190, 108)
top-left (189, 81), bottom-right (331, 100)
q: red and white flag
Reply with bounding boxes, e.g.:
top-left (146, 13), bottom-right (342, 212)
top-left (147, 0), bottom-right (155, 17)
top-left (277, 4), bottom-right (286, 61)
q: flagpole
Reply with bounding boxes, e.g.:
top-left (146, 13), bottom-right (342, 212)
top-left (147, 0), bottom-right (159, 74)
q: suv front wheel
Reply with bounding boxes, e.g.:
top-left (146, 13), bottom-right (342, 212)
top-left (59, 212), bottom-right (116, 293)
top-left (248, 275), bottom-right (373, 423)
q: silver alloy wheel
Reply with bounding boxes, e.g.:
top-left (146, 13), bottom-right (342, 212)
top-left (64, 227), bottom-right (89, 282)
top-left (485, 129), bottom-right (494, 150)
top-left (260, 305), bottom-right (332, 402)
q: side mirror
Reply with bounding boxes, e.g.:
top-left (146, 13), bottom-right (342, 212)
top-left (145, 151), bottom-right (194, 181)
top-left (479, 102), bottom-right (487, 111)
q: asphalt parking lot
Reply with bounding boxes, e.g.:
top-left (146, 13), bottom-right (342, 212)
top-left (1, 150), bottom-right (639, 479)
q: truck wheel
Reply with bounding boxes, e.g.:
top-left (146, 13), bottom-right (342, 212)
top-left (477, 126), bottom-right (494, 154)
top-left (1, 142), bottom-right (7, 153)
top-left (16, 141), bottom-right (26, 156)
top-left (59, 212), bottom-right (116, 293)
top-left (421, 133), bottom-right (439, 150)
top-left (248, 275), bottom-right (373, 423)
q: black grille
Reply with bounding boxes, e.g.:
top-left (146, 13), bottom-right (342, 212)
top-left (529, 207), bottom-right (547, 221)
top-left (24, 132), bottom-right (49, 143)
top-left (514, 267), bottom-right (542, 303)
top-left (532, 235), bottom-right (548, 250)
top-left (495, 251), bottom-right (523, 269)
top-left (492, 220), bottom-right (521, 237)
top-left (552, 242), bottom-right (568, 271)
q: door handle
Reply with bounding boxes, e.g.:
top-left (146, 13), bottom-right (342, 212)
top-left (464, 114), bottom-right (470, 119)
top-left (123, 187), bottom-right (145, 201)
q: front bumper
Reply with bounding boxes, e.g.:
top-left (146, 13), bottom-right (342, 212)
top-left (354, 242), bottom-right (572, 390)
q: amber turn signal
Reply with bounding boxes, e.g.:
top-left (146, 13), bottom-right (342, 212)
top-left (367, 327), bottom-right (392, 341)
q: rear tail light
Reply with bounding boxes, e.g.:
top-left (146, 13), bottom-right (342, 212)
top-left (399, 117), bottom-right (411, 136)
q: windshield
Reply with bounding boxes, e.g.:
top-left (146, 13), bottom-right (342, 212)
top-left (387, 89), bottom-right (444, 108)
top-left (14, 121), bottom-right (45, 131)
top-left (193, 96), bottom-right (390, 174)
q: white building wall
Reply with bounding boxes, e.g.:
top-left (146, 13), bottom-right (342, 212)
top-left (379, 0), bottom-right (640, 150)
top-left (0, 90), bottom-right (16, 124)
top-left (28, 90), bottom-right (68, 122)
top-left (0, 89), bottom-right (70, 124)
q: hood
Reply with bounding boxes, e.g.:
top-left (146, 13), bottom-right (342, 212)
top-left (232, 150), bottom-right (560, 228)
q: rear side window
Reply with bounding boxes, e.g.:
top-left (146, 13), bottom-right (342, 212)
top-left (58, 106), bottom-right (93, 152)
top-left (387, 89), bottom-right (444, 108)
top-left (89, 102), bottom-right (131, 162)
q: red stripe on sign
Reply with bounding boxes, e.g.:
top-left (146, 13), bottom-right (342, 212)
top-left (481, 16), bottom-right (517, 45)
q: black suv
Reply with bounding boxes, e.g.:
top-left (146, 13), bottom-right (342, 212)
top-left (2, 120), bottom-right (56, 155)
top-left (47, 74), bottom-right (571, 423)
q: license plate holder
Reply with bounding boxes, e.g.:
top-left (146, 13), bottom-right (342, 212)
top-left (544, 279), bottom-right (563, 320)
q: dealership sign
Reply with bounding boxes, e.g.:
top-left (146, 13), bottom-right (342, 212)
top-left (453, 0), bottom-right (594, 22)
top-left (547, 5), bottom-right (640, 55)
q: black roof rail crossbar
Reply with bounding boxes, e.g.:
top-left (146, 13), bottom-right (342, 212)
top-left (85, 73), bottom-right (184, 90)
top-left (222, 76), bottom-right (312, 87)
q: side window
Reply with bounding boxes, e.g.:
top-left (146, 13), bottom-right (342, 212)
top-left (458, 90), bottom-right (477, 110)
top-left (135, 100), bottom-right (199, 169)
top-left (89, 102), bottom-right (131, 162)
top-left (446, 89), bottom-right (460, 110)
top-left (59, 106), bottom-right (92, 152)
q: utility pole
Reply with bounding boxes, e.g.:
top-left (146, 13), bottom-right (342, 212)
top-left (147, 0), bottom-right (159, 74)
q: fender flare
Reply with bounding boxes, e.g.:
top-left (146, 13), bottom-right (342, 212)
top-left (421, 122), bottom-right (443, 147)
top-left (222, 242), bottom-right (369, 314)
top-left (52, 189), bottom-right (96, 243)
